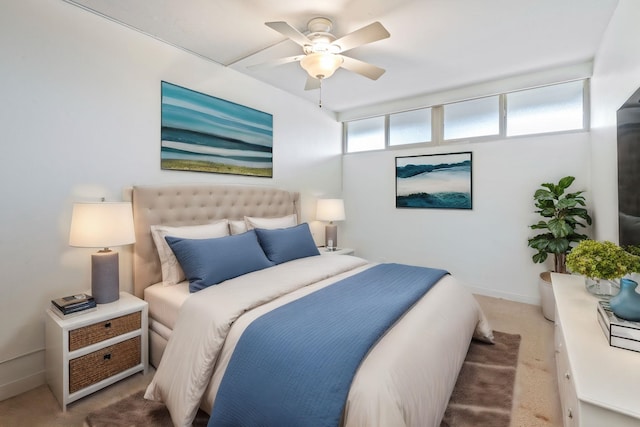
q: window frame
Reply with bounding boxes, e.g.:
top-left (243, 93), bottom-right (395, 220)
top-left (344, 116), bottom-right (387, 153)
top-left (388, 107), bottom-right (433, 147)
top-left (505, 79), bottom-right (587, 137)
top-left (343, 79), bottom-right (589, 154)
top-left (442, 95), bottom-right (501, 141)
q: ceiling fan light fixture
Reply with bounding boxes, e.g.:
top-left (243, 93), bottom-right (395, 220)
top-left (300, 52), bottom-right (343, 80)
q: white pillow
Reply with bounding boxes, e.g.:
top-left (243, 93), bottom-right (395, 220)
top-left (150, 220), bottom-right (229, 286)
top-left (229, 219), bottom-right (248, 235)
top-left (244, 214), bottom-right (298, 230)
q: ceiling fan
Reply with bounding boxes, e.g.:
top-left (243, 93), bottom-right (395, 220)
top-left (250, 17), bottom-right (390, 91)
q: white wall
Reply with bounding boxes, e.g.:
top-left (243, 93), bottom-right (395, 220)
top-left (590, 0), bottom-right (640, 242)
top-left (0, 0), bottom-right (342, 400)
top-left (342, 0), bottom-right (640, 310)
top-left (342, 132), bottom-right (591, 304)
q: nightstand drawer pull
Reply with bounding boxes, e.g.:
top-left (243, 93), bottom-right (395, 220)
top-left (69, 312), bottom-right (141, 351)
top-left (69, 336), bottom-right (140, 393)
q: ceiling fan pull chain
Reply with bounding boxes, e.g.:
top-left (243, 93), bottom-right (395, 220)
top-left (319, 79), bottom-right (323, 108)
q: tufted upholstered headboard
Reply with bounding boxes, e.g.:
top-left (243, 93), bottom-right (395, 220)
top-left (128, 184), bottom-right (300, 298)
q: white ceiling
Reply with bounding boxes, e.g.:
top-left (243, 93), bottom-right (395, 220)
top-left (65, 0), bottom-right (619, 114)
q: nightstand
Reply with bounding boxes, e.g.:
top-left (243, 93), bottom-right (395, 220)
top-left (45, 292), bottom-right (148, 411)
top-left (320, 247), bottom-right (355, 255)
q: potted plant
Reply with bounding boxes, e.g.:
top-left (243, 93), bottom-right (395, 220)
top-left (565, 239), bottom-right (639, 298)
top-left (527, 176), bottom-right (592, 320)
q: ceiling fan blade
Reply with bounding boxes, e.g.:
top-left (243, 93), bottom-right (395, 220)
top-left (340, 55), bottom-right (386, 80)
top-left (304, 76), bottom-right (321, 91)
top-left (247, 55), bottom-right (305, 70)
top-left (265, 21), bottom-right (312, 47)
top-left (332, 22), bottom-right (390, 53)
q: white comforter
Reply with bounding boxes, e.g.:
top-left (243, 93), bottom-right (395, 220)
top-left (145, 255), bottom-right (493, 427)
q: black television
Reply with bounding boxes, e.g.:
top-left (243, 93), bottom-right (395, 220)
top-left (617, 86), bottom-right (640, 247)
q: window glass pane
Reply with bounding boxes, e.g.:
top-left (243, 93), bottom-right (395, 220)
top-left (443, 96), bottom-right (499, 140)
top-left (389, 108), bottom-right (431, 145)
top-left (507, 81), bottom-right (584, 136)
top-left (346, 117), bottom-right (385, 152)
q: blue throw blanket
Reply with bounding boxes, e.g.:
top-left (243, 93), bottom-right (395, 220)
top-left (207, 263), bottom-right (448, 427)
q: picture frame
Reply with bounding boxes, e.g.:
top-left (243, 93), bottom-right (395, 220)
top-left (160, 81), bottom-right (273, 177)
top-left (395, 152), bottom-right (472, 209)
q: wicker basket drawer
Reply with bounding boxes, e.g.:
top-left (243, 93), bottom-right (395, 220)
top-left (69, 336), bottom-right (141, 393)
top-left (69, 311), bottom-right (141, 352)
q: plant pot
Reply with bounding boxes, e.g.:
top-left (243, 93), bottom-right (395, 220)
top-left (539, 271), bottom-right (555, 321)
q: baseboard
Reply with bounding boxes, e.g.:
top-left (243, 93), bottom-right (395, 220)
top-left (0, 370), bottom-right (45, 402)
top-left (0, 349), bottom-right (46, 402)
top-left (468, 285), bottom-right (540, 306)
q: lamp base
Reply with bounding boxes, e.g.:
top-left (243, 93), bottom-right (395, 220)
top-left (325, 224), bottom-right (338, 250)
top-left (91, 250), bottom-right (120, 304)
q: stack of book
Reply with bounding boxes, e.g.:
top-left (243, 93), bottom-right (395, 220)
top-left (51, 293), bottom-right (96, 319)
top-left (597, 300), bottom-right (640, 352)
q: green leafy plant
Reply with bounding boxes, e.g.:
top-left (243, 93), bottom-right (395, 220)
top-left (566, 240), bottom-right (640, 279)
top-left (624, 244), bottom-right (640, 258)
top-left (623, 245), bottom-right (640, 273)
top-left (527, 176), bottom-right (592, 273)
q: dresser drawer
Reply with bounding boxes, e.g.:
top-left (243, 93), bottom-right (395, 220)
top-left (557, 347), bottom-right (579, 426)
top-left (68, 336), bottom-right (141, 393)
top-left (69, 311), bottom-right (141, 351)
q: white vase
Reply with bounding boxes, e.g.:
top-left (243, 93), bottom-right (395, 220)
top-left (539, 272), bottom-right (555, 321)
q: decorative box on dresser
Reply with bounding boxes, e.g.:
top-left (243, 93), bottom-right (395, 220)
top-left (551, 273), bottom-right (640, 427)
top-left (45, 292), bottom-right (148, 410)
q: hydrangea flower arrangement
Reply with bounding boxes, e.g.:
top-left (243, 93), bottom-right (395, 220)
top-left (566, 240), bottom-right (640, 279)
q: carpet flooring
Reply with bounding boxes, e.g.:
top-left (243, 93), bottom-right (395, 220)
top-left (84, 331), bottom-right (520, 427)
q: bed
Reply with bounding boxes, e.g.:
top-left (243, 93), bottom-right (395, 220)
top-left (129, 183), bottom-right (493, 427)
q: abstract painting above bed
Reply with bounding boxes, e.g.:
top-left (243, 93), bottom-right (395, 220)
top-left (160, 82), bottom-right (273, 177)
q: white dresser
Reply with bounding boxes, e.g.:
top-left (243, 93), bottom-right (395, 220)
top-left (552, 273), bottom-right (640, 427)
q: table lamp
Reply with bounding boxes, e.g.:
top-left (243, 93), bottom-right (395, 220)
top-left (69, 201), bottom-right (135, 304)
top-left (316, 198), bottom-right (345, 250)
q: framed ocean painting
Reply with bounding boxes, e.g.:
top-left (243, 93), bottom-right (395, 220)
top-left (160, 81), bottom-right (273, 177)
top-left (395, 152), bottom-right (472, 209)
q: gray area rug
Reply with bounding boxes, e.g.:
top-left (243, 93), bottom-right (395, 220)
top-left (85, 331), bottom-right (520, 427)
top-left (84, 391), bottom-right (209, 427)
top-left (441, 330), bottom-right (521, 427)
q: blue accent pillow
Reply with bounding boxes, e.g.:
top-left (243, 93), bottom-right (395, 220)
top-left (254, 223), bottom-right (320, 265)
top-left (165, 229), bottom-right (274, 292)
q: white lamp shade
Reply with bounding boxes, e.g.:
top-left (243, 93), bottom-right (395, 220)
top-left (300, 53), bottom-right (344, 80)
top-left (316, 199), bottom-right (346, 222)
top-left (69, 202), bottom-right (136, 248)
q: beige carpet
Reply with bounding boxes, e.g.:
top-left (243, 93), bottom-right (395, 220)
top-left (0, 295), bottom-right (562, 427)
top-left (475, 295), bottom-right (561, 426)
top-left (83, 331), bottom-right (520, 427)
